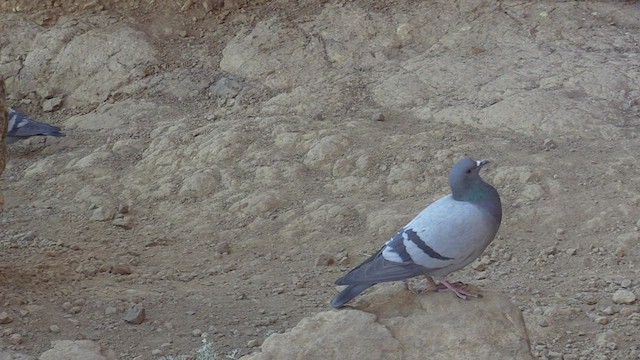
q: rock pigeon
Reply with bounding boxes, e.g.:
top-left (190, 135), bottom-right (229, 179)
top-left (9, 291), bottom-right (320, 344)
top-left (330, 157), bottom-right (502, 308)
top-left (6, 107), bottom-right (65, 144)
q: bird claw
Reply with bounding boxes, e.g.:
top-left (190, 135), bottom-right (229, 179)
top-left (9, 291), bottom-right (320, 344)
top-left (440, 280), bottom-right (480, 300)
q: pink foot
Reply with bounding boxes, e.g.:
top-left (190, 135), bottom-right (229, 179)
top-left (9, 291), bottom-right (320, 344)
top-left (439, 279), bottom-right (480, 300)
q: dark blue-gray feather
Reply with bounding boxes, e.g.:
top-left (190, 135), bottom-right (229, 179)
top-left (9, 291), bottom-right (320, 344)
top-left (334, 247), bottom-right (429, 285)
top-left (330, 284), bottom-right (373, 308)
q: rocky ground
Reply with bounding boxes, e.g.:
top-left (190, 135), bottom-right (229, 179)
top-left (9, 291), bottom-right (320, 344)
top-left (1, 0), bottom-right (639, 359)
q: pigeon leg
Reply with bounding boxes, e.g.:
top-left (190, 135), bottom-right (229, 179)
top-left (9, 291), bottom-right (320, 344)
top-left (424, 275), bottom-right (439, 291)
top-left (440, 279), bottom-right (480, 300)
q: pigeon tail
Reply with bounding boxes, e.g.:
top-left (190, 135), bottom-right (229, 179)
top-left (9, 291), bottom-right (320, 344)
top-left (330, 284), bottom-right (373, 308)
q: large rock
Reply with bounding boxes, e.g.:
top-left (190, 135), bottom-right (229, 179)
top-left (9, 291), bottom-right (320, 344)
top-left (38, 340), bottom-right (116, 360)
top-left (242, 284), bottom-right (532, 360)
top-left (219, 3), bottom-right (635, 136)
top-left (0, 16), bottom-right (158, 107)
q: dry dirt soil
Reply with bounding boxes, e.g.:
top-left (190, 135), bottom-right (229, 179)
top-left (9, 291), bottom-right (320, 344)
top-left (1, 0), bottom-right (640, 359)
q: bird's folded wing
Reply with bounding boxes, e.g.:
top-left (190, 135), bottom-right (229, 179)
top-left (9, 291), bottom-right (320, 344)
top-left (335, 250), bottom-right (428, 285)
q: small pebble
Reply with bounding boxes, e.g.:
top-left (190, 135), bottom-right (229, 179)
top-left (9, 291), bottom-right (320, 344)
top-left (111, 264), bottom-right (132, 275)
top-left (595, 316), bottom-right (608, 325)
top-left (112, 217), bottom-right (133, 229)
top-left (215, 242), bottom-right (231, 254)
top-left (620, 306), bottom-right (638, 317)
top-left (117, 204), bottom-right (129, 214)
top-left (192, 329), bottom-right (203, 337)
top-left (315, 254), bottom-right (335, 266)
top-left (371, 113), bottom-right (385, 121)
top-left (621, 279), bottom-right (632, 288)
top-left (151, 349), bottom-right (163, 356)
top-left (9, 333), bottom-right (23, 344)
top-left (0, 311), bottom-right (13, 324)
top-left (602, 306), bottom-right (617, 315)
top-left (543, 138), bottom-right (557, 150)
top-left (124, 303), bottom-right (145, 324)
top-left (49, 325), bottom-right (61, 333)
top-left (538, 319), bottom-right (549, 327)
top-left (541, 246), bottom-right (556, 256)
top-left (69, 306), bottom-right (82, 314)
top-left (566, 248), bottom-right (577, 256)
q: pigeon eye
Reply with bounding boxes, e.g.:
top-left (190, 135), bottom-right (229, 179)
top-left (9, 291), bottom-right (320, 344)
top-left (465, 169), bottom-right (472, 174)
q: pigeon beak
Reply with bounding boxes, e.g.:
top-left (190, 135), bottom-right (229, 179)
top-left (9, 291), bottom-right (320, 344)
top-left (476, 160), bottom-right (489, 168)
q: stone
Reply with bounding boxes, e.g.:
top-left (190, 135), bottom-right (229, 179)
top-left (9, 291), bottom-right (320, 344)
top-left (314, 254), bottom-right (335, 266)
top-left (371, 112), bottom-right (385, 121)
top-left (0, 311), bottom-right (13, 324)
top-left (49, 325), bottom-right (61, 333)
top-left (112, 217), bottom-right (133, 229)
top-left (181, 0), bottom-right (194, 11)
top-left (202, 0), bottom-right (212, 12)
top-left (89, 207), bottom-right (115, 222)
top-left (110, 264), bottom-right (131, 275)
top-left (39, 340), bottom-right (117, 360)
top-left (150, 349), bottom-right (162, 356)
top-left (9, 333), bottom-right (23, 344)
top-left (26, 26), bottom-right (158, 107)
top-left (601, 306), bottom-right (617, 315)
top-left (612, 289), bottom-right (636, 304)
top-left (595, 330), bottom-right (619, 348)
top-left (396, 23), bottom-right (415, 45)
top-left (124, 303), bottom-right (145, 324)
top-left (42, 97), bottom-right (63, 112)
top-left (241, 284), bottom-right (532, 359)
top-left (620, 306), bottom-right (639, 317)
top-left (215, 242), bottom-right (231, 254)
top-left (209, 77), bottom-right (242, 99)
top-left (543, 138), bottom-right (557, 150)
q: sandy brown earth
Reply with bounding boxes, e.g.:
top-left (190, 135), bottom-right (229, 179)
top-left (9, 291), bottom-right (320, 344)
top-left (1, 0), bottom-right (640, 359)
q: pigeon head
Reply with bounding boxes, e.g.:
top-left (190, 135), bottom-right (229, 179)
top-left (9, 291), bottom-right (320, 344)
top-left (449, 158), bottom-right (492, 202)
